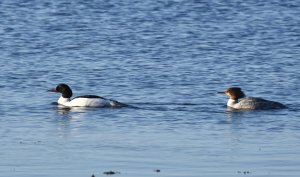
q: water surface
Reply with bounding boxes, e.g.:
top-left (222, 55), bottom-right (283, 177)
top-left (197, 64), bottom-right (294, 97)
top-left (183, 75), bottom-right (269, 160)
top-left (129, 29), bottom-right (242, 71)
top-left (0, 0), bottom-right (300, 177)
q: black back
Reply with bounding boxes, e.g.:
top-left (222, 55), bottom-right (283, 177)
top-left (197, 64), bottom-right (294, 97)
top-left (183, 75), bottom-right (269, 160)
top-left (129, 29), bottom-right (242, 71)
top-left (74, 95), bottom-right (105, 99)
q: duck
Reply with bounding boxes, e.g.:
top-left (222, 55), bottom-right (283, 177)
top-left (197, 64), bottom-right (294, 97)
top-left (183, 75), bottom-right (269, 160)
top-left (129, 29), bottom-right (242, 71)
top-left (218, 87), bottom-right (287, 110)
top-left (48, 83), bottom-right (126, 107)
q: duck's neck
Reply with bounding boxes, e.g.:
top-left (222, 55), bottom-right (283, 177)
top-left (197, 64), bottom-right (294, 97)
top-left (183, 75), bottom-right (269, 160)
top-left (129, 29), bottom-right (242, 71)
top-left (58, 96), bottom-right (71, 105)
top-left (227, 98), bottom-right (238, 107)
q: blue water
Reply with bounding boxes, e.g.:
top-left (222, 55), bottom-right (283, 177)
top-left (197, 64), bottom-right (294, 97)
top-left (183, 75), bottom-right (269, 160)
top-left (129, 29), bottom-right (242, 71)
top-left (1, 0), bottom-right (300, 176)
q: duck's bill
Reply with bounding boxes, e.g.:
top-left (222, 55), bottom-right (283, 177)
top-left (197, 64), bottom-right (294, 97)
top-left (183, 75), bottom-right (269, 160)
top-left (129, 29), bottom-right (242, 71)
top-left (217, 91), bottom-right (225, 94)
top-left (48, 88), bottom-right (58, 92)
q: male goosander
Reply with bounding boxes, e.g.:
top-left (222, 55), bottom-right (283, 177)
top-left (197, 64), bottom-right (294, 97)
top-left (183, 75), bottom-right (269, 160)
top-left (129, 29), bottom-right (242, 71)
top-left (48, 83), bottom-right (126, 107)
top-left (218, 87), bottom-right (287, 110)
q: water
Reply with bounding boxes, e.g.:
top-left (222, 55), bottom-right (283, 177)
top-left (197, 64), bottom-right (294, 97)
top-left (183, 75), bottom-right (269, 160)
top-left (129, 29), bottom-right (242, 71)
top-left (0, 0), bottom-right (300, 176)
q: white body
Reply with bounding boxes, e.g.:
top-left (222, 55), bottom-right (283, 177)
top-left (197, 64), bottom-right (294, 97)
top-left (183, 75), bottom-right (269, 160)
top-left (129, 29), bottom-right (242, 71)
top-left (58, 96), bottom-right (117, 107)
top-left (227, 99), bottom-right (240, 109)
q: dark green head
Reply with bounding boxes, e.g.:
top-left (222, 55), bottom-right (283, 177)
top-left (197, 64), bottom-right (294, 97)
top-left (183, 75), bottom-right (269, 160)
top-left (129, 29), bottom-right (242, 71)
top-left (48, 83), bottom-right (73, 98)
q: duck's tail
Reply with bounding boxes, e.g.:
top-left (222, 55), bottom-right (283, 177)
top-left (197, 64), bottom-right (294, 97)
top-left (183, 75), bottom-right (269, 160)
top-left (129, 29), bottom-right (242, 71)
top-left (109, 99), bottom-right (128, 107)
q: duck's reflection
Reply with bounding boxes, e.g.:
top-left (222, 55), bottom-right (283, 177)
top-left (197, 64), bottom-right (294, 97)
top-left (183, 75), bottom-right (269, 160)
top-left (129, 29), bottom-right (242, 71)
top-left (56, 105), bottom-right (90, 114)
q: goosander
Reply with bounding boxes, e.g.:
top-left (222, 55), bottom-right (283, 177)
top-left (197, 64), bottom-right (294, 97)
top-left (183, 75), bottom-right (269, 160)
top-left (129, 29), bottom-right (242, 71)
top-left (48, 83), bottom-right (126, 107)
top-left (218, 87), bottom-right (287, 110)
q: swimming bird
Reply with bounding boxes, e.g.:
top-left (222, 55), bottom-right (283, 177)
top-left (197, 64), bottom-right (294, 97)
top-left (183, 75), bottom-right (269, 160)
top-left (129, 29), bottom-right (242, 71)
top-left (48, 83), bottom-right (126, 107)
top-left (218, 87), bottom-right (287, 110)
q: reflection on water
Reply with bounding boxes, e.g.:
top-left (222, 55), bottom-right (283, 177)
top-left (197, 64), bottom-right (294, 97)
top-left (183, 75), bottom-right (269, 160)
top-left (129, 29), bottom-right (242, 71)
top-left (56, 105), bottom-right (86, 114)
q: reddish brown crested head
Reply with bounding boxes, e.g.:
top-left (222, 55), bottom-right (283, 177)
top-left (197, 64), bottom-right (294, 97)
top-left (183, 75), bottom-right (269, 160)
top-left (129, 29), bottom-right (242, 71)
top-left (225, 87), bottom-right (245, 100)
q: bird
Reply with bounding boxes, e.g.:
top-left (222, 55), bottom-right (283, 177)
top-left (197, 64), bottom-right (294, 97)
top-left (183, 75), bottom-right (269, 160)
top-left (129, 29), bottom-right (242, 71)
top-left (48, 83), bottom-right (126, 107)
top-left (218, 87), bottom-right (287, 110)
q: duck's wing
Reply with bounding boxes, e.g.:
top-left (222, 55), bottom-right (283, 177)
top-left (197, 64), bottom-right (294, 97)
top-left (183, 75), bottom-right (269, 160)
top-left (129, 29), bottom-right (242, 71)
top-left (73, 95), bottom-right (106, 99)
top-left (239, 97), bottom-right (286, 109)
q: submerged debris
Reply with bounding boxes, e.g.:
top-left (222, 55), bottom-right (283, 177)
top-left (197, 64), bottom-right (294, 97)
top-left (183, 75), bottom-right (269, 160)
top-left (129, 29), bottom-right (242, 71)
top-left (237, 171), bottom-right (251, 175)
top-left (154, 169), bottom-right (161, 173)
top-left (103, 171), bottom-right (120, 175)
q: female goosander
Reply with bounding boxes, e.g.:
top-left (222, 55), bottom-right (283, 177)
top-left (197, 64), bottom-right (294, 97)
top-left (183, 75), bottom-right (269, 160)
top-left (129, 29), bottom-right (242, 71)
top-left (219, 87), bottom-right (287, 110)
top-left (48, 83), bottom-right (126, 107)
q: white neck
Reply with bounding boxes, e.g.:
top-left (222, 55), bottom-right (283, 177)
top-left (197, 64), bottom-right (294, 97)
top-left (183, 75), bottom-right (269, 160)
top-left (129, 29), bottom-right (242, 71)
top-left (58, 96), bottom-right (71, 105)
top-left (227, 98), bottom-right (238, 108)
